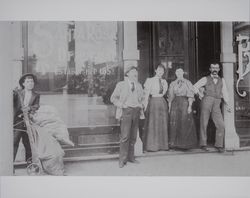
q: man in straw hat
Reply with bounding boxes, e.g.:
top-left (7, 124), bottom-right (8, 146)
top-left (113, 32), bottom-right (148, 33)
top-left (110, 66), bottom-right (144, 168)
top-left (13, 73), bottom-right (40, 163)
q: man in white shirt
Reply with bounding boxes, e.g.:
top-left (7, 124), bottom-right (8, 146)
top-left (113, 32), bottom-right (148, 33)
top-left (193, 63), bottom-right (231, 153)
top-left (110, 66), bottom-right (144, 168)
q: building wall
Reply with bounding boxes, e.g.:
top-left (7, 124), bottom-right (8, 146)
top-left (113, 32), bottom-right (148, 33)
top-left (0, 22), bottom-right (17, 175)
top-left (233, 22), bottom-right (250, 147)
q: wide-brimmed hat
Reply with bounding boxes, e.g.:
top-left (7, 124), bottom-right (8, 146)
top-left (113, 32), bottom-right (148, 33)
top-left (19, 73), bottom-right (37, 89)
top-left (124, 66), bottom-right (138, 76)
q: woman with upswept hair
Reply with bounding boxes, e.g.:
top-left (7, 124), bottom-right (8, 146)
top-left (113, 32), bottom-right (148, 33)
top-left (168, 68), bottom-right (198, 150)
top-left (143, 64), bottom-right (169, 152)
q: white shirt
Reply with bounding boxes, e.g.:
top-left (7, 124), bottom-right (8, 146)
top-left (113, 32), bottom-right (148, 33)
top-left (144, 76), bottom-right (168, 96)
top-left (142, 76), bottom-right (168, 109)
top-left (23, 90), bottom-right (32, 107)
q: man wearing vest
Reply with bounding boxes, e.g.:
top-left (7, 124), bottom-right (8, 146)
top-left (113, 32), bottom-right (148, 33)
top-left (110, 66), bottom-right (144, 168)
top-left (193, 63), bottom-right (231, 153)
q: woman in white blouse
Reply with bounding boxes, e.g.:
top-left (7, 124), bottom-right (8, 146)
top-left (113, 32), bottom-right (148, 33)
top-left (168, 68), bottom-right (197, 150)
top-left (143, 64), bottom-right (169, 152)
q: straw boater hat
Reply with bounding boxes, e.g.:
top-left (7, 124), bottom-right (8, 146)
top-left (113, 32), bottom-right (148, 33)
top-left (124, 66), bottom-right (138, 76)
top-left (19, 73), bottom-right (37, 89)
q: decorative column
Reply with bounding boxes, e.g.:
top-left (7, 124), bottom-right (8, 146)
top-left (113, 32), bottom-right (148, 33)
top-left (123, 22), bottom-right (140, 71)
top-left (67, 21), bottom-right (76, 74)
top-left (122, 22), bottom-right (143, 155)
top-left (0, 22), bottom-right (14, 175)
top-left (220, 22), bottom-right (240, 150)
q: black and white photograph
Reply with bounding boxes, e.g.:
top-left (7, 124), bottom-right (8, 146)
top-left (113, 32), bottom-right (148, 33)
top-left (0, 0), bottom-right (250, 197)
top-left (2, 20), bottom-right (249, 176)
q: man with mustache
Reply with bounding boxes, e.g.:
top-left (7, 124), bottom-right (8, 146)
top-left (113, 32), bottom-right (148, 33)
top-left (193, 63), bottom-right (231, 153)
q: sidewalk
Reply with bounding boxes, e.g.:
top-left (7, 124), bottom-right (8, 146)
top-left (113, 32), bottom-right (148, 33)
top-left (15, 149), bottom-right (250, 176)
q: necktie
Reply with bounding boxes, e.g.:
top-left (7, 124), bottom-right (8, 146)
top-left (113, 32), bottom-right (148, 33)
top-left (131, 82), bottom-right (135, 92)
top-left (159, 78), bottom-right (163, 94)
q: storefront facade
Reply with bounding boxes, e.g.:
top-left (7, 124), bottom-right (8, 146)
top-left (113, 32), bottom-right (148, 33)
top-left (233, 22), bottom-right (250, 147)
top-left (13, 21), bottom-right (141, 162)
top-left (0, 21), bottom-right (249, 175)
top-left (137, 21), bottom-right (250, 148)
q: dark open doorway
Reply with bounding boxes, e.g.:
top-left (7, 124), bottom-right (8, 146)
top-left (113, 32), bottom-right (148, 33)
top-left (194, 22), bottom-right (221, 146)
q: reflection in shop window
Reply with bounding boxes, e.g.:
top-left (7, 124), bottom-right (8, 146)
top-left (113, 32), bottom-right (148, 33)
top-left (158, 22), bottom-right (185, 82)
top-left (27, 21), bottom-right (122, 126)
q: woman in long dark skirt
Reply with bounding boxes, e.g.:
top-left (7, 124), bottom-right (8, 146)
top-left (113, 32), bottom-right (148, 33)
top-left (168, 68), bottom-right (198, 150)
top-left (143, 64), bottom-right (169, 152)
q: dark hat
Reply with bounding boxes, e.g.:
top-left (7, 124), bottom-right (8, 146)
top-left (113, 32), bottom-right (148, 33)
top-left (124, 66), bottom-right (138, 76)
top-left (19, 73), bottom-right (37, 89)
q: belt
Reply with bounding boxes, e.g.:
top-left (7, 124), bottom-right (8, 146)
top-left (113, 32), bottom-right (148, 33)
top-left (123, 106), bottom-right (141, 109)
top-left (150, 94), bottom-right (164, 97)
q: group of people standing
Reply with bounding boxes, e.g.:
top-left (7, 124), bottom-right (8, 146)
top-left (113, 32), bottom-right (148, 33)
top-left (13, 63), bottom-right (231, 172)
top-left (111, 63), bottom-right (231, 168)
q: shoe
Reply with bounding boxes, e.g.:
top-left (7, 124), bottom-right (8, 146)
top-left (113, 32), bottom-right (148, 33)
top-left (215, 147), bottom-right (224, 153)
top-left (119, 161), bottom-right (126, 168)
top-left (26, 157), bottom-right (32, 166)
top-left (128, 159), bottom-right (140, 164)
top-left (200, 146), bottom-right (209, 151)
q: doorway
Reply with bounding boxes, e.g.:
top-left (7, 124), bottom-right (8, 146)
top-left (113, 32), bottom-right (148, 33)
top-left (194, 22), bottom-right (221, 146)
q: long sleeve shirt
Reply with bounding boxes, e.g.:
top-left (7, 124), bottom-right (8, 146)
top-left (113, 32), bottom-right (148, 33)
top-left (193, 75), bottom-right (229, 104)
top-left (110, 78), bottom-right (144, 120)
top-left (168, 78), bottom-right (194, 103)
top-left (144, 76), bottom-right (168, 96)
top-left (143, 76), bottom-right (168, 109)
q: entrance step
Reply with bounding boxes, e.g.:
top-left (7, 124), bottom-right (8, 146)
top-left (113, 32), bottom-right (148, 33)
top-left (65, 125), bottom-right (120, 158)
top-left (63, 142), bottom-right (119, 158)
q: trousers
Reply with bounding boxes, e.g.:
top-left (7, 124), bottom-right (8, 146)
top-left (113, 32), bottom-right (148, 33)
top-left (119, 107), bottom-right (140, 164)
top-left (14, 118), bottom-right (32, 162)
top-left (200, 96), bottom-right (225, 148)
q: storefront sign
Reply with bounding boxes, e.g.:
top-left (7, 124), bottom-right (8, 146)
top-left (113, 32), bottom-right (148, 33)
top-left (236, 34), bottom-right (250, 97)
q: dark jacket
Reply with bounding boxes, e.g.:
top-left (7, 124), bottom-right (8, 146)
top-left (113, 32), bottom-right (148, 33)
top-left (13, 89), bottom-right (40, 124)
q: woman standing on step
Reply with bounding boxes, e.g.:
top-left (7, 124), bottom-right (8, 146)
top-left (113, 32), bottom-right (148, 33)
top-left (143, 64), bottom-right (169, 152)
top-left (168, 68), bottom-right (197, 150)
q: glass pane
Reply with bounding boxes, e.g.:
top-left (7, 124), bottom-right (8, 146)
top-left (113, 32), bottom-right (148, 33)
top-left (158, 22), bottom-right (185, 82)
top-left (28, 21), bottom-right (122, 127)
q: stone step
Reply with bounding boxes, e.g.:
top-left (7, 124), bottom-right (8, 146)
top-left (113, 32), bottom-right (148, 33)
top-left (64, 154), bottom-right (119, 163)
top-left (62, 142), bottom-right (119, 149)
top-left (63, 143), bottom-right (119, 158)
top-left (14, 142), bottom-right (120, 168)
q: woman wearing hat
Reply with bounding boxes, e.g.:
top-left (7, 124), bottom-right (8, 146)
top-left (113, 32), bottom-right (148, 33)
top-left (143, 64), bottom-right (169, 152)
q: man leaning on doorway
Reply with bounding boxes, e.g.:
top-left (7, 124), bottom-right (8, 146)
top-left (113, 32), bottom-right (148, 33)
top-left (193, 62), bottom-right (231, 153)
